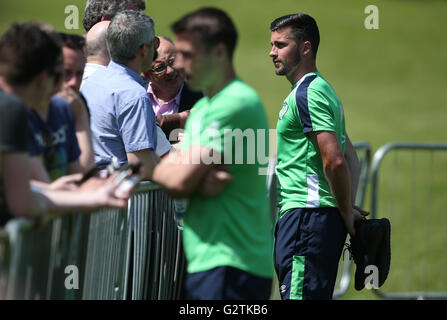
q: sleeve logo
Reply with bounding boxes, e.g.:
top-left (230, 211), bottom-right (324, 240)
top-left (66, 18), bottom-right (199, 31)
top-left (279, 102), bottom-right (289, 120)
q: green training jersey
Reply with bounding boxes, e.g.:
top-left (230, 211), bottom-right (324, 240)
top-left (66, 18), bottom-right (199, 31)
top-left (276, 72), bottom-right (346, 217)
top-left (179, 77), bottom-right (274, 278)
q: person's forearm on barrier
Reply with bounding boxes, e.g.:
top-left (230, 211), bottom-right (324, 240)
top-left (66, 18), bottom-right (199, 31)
top-left (4, 152), bottom-right (130, 223)
top-left (40, 177), bottom-right (130, 214)
top-left (127, 148), bottom-right (159, 181)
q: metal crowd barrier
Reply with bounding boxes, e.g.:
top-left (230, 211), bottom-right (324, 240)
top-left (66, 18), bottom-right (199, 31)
top-left (0, 142), bottom-right (373, 300)
top-left (0, 214), bottom-right (89, 299)
top-left (82, 183), bottom-right (185, 300)
top-left (0, 183), bottom-right (185, 300)
top-left (82, 208), bottom-right (129, 299)
top-left (370, 143), bottom-right (447, 299)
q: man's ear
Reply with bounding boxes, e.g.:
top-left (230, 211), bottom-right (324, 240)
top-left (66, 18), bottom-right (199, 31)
top-left (143, 71), bottom-right (153, 81)
top-left (139, 43), bottom-right (148, 59)
top-left (302, 40), bottom-right (312, 57)
top-left (215, 43), bottom-right (228, 60)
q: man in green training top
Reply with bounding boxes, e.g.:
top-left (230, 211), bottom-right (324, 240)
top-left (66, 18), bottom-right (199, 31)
top-left (269, 13), bottom-right (368, 300)
top-left (152, 8), bottom-right (273, 300)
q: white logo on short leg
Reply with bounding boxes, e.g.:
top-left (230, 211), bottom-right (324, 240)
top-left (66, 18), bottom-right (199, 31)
top-left (280, 284), bottom-right (287, 294)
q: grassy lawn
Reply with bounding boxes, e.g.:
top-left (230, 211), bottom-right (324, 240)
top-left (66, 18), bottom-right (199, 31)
top-left (1, 0), bottom-right (446, 300)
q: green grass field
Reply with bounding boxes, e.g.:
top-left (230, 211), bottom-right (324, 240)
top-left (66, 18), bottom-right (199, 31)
top-left (1, 0), bottom-right (446, 300)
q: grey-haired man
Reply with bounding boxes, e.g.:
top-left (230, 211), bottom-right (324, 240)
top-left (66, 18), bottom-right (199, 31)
top-left (81, 10), bottom-right (159, 179)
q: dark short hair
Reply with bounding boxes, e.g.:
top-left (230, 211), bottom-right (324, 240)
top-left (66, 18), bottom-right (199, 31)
top-left (171, 7), bottom-right (238, 61)
top-left (270, 13), bottom-right (320, 58)
top-left (59, 32), bottom-right (86, 51)
top-left (83, 0), bottom-right (146, 32)
top-left (0, 22), bottom-right (62, 86)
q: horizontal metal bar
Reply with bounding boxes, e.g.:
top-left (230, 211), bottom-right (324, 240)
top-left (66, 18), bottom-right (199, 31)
top-left (134, 181), bottom-right (162, 193)
top-left (374, 289), bottom-right (447, 300)
top-left (352, 141), bottom-right (372, 150)
top-left (371, 142), bottom-right (447, 183)
top-left (371, 142), bottom-right (447, 218)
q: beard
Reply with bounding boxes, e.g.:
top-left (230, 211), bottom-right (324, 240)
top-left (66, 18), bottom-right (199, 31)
top-left (274, 54), bottom-right (301, 76)
top-left (275, 66), bottom-right (287, 76)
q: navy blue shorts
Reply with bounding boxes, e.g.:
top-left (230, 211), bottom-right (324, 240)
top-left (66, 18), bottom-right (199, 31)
top-left (184, 266), bottom-right (272, 300)
top-left (274, 207), bottom-right (347, 300)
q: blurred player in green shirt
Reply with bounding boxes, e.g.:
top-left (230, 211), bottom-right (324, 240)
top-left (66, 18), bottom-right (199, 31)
top-left (153, 8), bottom-right (273, 300)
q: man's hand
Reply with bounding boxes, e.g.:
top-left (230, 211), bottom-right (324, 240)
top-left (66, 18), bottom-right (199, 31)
top-left (346, 206), bottom-right (370, 237)
top-left (199, 165), bottom-right (234, 196)
top-left (57, 85), bottom-right (85, 120)
top-left (178, 110), bottom-right (191, 128)
top-left (156, 110), bottom-right (191, 141)
top-left (57, 85), bottom-right (77, 103)
top-left (177, 131), bottom-right (185, 142)
top-left (78, 176), bottom-right (108, 191)
top-left (49, 173), bottom-right (83, 191)
top-left (81, 172), bottom-right (136, 209)
top-left (152, 146), bottom-right (221, 198)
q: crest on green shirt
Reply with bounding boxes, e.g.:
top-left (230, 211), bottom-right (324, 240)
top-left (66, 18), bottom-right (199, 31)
top-left (279, 102), bottom-right (289, 120)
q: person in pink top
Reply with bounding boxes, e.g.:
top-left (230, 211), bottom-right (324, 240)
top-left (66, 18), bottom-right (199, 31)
top-left (147, 78), bottom-right (183, 117)
top-left (144, 36), bottom-right (203, 141)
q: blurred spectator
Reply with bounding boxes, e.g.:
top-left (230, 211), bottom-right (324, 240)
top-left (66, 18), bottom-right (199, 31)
top-left (59, 33), bottom-right (86, 93)
top-left (82, 20), bottom-right (111, 83)
top-left (83, 0), bottom-right (146, 32)
top-left (1, 28), bottom-right (85, 185)
top-left (27, 93), bottom-right (82, 183)
top-left (57, 32), bottom-right (96, 173)
top-left (81, 10), bottom-right (159, 179)
top-left (143, 36), bottom-right (203, 141)
top-left (0, 22), bottom-right (132, 227)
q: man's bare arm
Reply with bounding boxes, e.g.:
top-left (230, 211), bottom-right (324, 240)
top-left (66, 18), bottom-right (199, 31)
top-left (29, 156), bottom-right (51, 184)
top-left (58, 87), bottom-right (95, 173)
top-left (344, 134), bottom-right (360, 206)
top-left (152, 146), bottom-right (232, 198)
top-left (309, 131), bottom-right (364, 237)
top-left (4, 153), bottom-right (47, 217)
